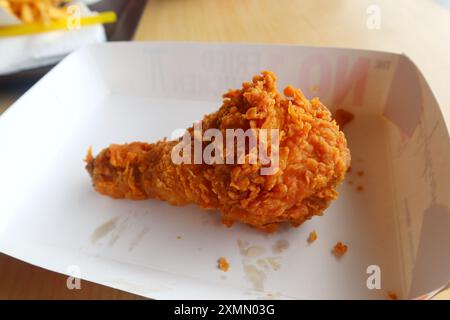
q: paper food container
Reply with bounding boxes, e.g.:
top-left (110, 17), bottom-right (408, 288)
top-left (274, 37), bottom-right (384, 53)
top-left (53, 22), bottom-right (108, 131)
top-left (0, 3), bottom-right (105, 75)
top-left (0, 43), bottom-right (448, 300)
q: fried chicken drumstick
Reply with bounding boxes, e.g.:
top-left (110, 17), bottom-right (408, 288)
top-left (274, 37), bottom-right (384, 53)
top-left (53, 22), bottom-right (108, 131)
top-left (86, 71), bottom-right (350, 232)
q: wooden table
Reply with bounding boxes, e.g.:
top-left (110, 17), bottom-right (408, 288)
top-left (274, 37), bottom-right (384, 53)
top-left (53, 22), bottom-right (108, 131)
top-left (0, 0), bottom-right (449, 299)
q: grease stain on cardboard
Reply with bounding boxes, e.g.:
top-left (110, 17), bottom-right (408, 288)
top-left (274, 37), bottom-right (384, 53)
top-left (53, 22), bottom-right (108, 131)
top-left (237, 239), bottom-right (289, 291)
top-left (91, 217), bottom-right (119, 244)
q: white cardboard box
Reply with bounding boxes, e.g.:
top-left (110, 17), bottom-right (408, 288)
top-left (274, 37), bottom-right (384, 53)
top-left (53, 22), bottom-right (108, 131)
top-left (0, 42), bottom-right (448, 299)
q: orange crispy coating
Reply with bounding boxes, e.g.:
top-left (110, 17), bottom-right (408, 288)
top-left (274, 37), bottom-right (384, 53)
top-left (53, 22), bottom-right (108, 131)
top-left (308, 230), bottom-right (318, 243)
top-left (218, 257), bottom-right (229, 272)
top-left (86, 71), bottom-right (351, 232)
top-left (333, 241), bottom-right (348, 257)
top-left (387, 291), bottom-right (398, 300)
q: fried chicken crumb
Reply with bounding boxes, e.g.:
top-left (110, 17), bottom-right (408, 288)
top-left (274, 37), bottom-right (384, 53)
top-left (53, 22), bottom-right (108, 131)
top-left (176, 236), bottom-right (182, 239)
top-left (334, 109), bottom-right (354, 129)
top-left (348, 180), bottom-right (353, 185)
top-left (356, 185), bottom-right (364, 192)
top-left (387, 291), bottom-right (398, 300)
top-left (309, 85), bottom-right (320, 94)
top-left (218, 257), bottom-right (229, 272)
top-left (308, 230), bottom-right (318, 243)
top-left (347, 166), bottom-right (352, 173)
top-left (333, 241), bottom-right (348, 258)
top-left (356, 170), bottom-right (364, 176)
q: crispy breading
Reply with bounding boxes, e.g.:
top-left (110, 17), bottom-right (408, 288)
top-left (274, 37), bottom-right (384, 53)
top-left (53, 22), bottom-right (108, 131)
top-left (333, 241), bottom-right (348, 257)
top-left (218, 257), bottom-right (229, 272)
top-left (308, 230), bottom-right (318, 243)
top-left (86, 71), bottom-right (351, 232)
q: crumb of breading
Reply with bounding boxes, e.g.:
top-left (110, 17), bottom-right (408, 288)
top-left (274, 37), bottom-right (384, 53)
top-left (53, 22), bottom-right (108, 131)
top-left (309, 85), bottom-right (320, 94)
top-left (334, 109), bottom-right (354, 129)
top-left (347, 166), bottom-right (352, 173)
top-left (85, 146), bottom-right (93, 162)
top-left (176, 236), bottom-right (182, 239)
top-left (356, 185), bottom-right (364, 192)
top-left (348, 180), bottom-right (353, 185)
top-left (218, 257), bottom-right (229, 272)
top-left (308, 230), bottom-right (318, 243)
top-left (356, 170), bottom-right (364, 176)
top-left (333, 242), bottom-right (348, 258)
top-left (387, 291), bottom-right (398, 300)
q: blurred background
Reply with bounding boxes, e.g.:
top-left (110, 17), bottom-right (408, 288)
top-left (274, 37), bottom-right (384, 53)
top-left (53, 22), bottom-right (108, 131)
top-left (0, 0), bottom-right (449, 299)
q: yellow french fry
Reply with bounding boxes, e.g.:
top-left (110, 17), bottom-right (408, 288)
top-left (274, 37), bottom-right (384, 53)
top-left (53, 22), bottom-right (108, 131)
top-left (20, 3), bottom-right (34, 23)
top-left (0, 11), bottom-right (117, 37)
top-left (47, 6), bottom-right (67, 20)
top-left (3, 0), bottom-right (72, 24)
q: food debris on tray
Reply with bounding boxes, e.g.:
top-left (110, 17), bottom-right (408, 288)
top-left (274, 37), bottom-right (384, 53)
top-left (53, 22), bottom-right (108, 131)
top-left (387, 291), bottom-right (398, 300)
top-left (332, 241), bottom-right (348, 258)
top-left (217, 257), bottom-right (229, 272)
top-left (308, 230), bottom-right (318, 243)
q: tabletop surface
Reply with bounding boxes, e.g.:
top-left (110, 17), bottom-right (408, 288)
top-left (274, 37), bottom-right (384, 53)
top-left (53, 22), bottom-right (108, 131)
top-left (0, 0), bottom-right (449, 299)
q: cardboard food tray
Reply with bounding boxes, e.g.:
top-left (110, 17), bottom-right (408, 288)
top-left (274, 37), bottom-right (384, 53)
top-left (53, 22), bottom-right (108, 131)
top-left (0, 42), bottom-right (448, 299)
